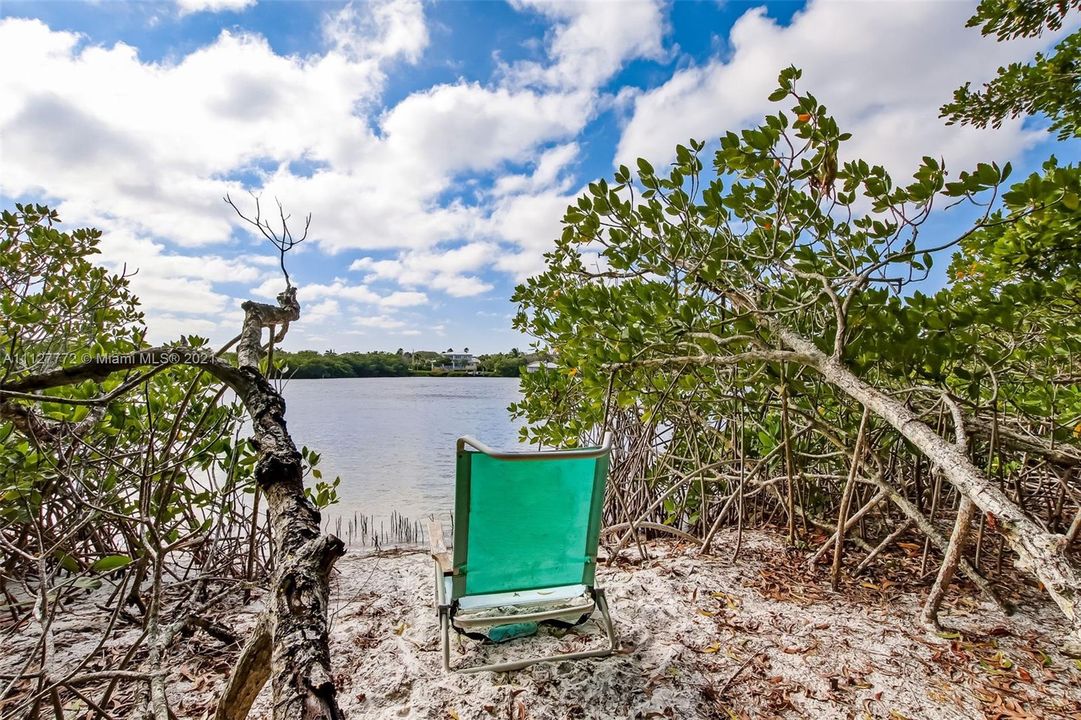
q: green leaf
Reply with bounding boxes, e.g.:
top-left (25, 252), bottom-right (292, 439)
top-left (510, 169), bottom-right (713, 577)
top-left (91, 555), bottom-right (132, 572)
top-left (56, 552), bottom-right (80, 573)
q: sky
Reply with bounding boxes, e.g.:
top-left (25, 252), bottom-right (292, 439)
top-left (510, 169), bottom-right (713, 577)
top-left (0, 0), bottom-right (1077, 354)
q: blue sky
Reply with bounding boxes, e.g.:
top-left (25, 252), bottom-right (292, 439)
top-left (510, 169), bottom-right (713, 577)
top-left (1, 0), bottom-right (1076, 354)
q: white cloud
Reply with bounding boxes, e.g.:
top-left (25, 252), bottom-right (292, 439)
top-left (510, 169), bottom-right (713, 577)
top-left (149, 314), bottom-right (232, 340)
top-left (381, 290), bottom-right (429, 308)
top-left (0, 3), bottom-right (435, 344)
top-left (130, 275), bottom-right (235, 316)
top-left (0, 0), bottom-right (432, 250)
top-left (177, 0), bottom-right (255, 16)
top-left (99, 231), bottom-right (264, 284)
top-left (351, 242), bottom-right (494, 279)
top-left (377, 83), bottom-right (591, 178)
top-left (314, 281), bottom-right (383, 305)
top-left (324, 0), bottom-right (428, 64)
top-left (487, 189), bottom-right (578, 279)
top-left (354, 314), bottom-right (408, 330)
top-left (340, 136), bottom-right (584, 288)
top-left (0, 0), bottom-right (663, 329)
top-left (252, 277), bottom-right (378, 305)
top-left (617, 1), bottom-right (1060, 178)
top-left (85, 227), bottom-right (266, 338)
top-left (304, 299), bottom-right (342, 325)
top-left (252, 277), bottom-right (428, 309)
top-left (0, 20), bottom-right (392, 247)
top-left (506, 0), bottom-right (667, 90)
top-left (433, 274), bottom-right (494, 297)
top-left (250, 0), bottom-right (665, 267)
top-left (350, 242), bottom-right (498, 297)
top-left (492, 142), bottom-right (579, 197)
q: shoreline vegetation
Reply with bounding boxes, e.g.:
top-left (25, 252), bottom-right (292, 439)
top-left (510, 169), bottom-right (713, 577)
top-left (271, 349), bottom-right (546, 379)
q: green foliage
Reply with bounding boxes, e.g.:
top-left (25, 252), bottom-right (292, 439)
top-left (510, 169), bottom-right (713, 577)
top-left (951, 158), bottom-right (1081, 283)
top-left (301, 444), bottom-right (341, 509)
top-left (273, 348), bottom-right (531, 378)
top-left (274, 349), bottom-right (413, 379)
top-left (1, 203), bottom-right (143, 375)
top-left (475, 352), bottom-right (530, 377)
top-left (91, 555), bottom-right (133, 572)
top-left (942, 0), bottom-right (1081, 138)
top-left (511, 67), bottom-right (1080, 529)
top-left (967, 0), bottom-right (1077, 42)
top-left (931, 0), bottom-right (1081, 442)
top-left (0, 206), bottom-right (259, 584)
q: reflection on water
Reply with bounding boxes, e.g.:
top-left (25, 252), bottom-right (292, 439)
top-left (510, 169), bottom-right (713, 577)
top-left (281, 377), bottom-right (525, 525)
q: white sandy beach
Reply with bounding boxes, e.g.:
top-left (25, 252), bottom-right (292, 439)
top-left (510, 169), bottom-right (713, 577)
top-left (7, 529), bottom-right (1080, 719)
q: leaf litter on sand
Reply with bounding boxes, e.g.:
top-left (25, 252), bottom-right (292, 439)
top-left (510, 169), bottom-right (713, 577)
top-left (5, 530), bottom-right (1079, 719)
top-left (235, 529), bottom-right (1080, 719)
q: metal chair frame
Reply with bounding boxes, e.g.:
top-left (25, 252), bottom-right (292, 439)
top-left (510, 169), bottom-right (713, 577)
top-left (429, 433), bottom-right (619, 673)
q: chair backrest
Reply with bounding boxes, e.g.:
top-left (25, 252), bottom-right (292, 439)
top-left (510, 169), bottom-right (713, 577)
top-left (450, 434), bottom-right (611, 600)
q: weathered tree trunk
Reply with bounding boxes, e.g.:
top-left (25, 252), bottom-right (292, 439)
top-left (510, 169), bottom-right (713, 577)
top-left (776, 327), bottom-right (1081, 652)
top-left (970, 416), bottom-right (1081, 468)
top-left (228, 364), bottom-right (344, 719)
top-left (1068, 505), bottom-right (1081, 548)
top-left (228, 292), bottom-right (345, 718)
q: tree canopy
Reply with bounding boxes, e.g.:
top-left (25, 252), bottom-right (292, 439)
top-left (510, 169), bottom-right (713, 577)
top-left (0, 202), bottom-right (344, 718)
top-left (512, 55), bottom-right (1080, 647)
top-left (942, 0), bottom-right (1081, 138)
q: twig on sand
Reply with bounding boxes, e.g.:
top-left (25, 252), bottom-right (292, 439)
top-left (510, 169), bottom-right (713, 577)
top-left (718, 648), bottom-right (761, 697)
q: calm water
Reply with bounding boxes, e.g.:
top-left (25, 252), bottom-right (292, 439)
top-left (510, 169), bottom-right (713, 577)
top-left (281, 377), bottom-right (524, 523)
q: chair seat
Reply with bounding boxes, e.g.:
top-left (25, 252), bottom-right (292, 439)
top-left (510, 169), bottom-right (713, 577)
top-left (448, 581), bottom-right (595, 630)
top-left (450, 581), bottom-right (589, 611)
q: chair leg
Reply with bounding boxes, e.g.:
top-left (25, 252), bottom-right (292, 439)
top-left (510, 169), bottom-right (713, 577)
top-left (441, 611), bottom-right (451, 672)
top-left (433, 559), bottom-right (452, 671)
top-left (595, 588), bottom-right (620, 651)
top-left (433, 561), bottom-right (446, 605)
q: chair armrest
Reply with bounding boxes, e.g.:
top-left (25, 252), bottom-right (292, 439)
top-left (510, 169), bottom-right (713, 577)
top-left (427, 518), bottom-right (453, 575)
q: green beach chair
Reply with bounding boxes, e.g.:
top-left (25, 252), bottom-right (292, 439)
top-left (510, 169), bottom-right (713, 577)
top-left (428, 433), bottom-right (618, 674)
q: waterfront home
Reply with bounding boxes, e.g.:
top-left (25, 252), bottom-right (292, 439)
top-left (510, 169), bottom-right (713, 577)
top-left (440, 352), bottom-right (477, 371)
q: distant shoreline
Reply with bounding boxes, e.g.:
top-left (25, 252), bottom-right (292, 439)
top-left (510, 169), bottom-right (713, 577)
top-left (272, 350), bottom-right (538, 380)
top-left (283, 372), bottom-right (519, 379)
